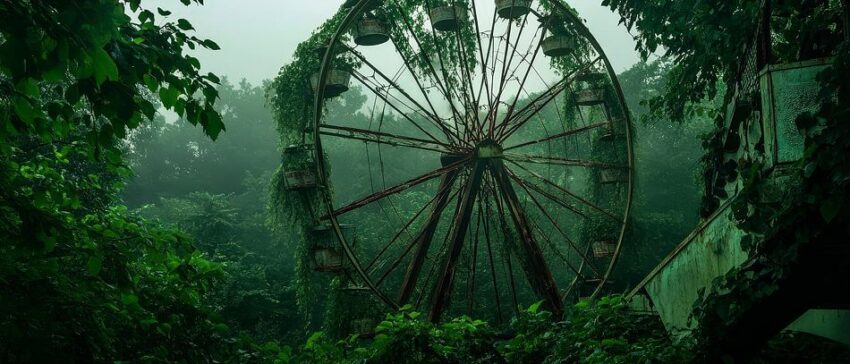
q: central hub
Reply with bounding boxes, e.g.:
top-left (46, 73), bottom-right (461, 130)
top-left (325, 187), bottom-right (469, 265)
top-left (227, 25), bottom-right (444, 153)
top-left (476, 139), bottom-right (503, 159)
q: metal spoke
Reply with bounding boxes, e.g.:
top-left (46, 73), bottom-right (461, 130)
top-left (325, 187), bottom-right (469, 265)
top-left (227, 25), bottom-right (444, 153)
top-left (351, 71), bottom-right (449, 145)
top-left (508, 169), bottom-right (589, 219)
top-left (350, 47), bottom-right (463, 143)
top-left (505, 153), bottom-right (627, 169)
top-left (467, 206), bottom-right (482, 315)
top-left (449, 1), bottom-right (480, 137)
top-left (491, 14), bottom-right (540, 136)
top-left (528, 217), bottom-right (585, 280)
top-left (491, 161), bottom-right (564, 318)
top-left (320, 124), bottom-right (454, 154)
top-left (491, 178), bottom-right (520, 314)
top-left (416, 172), bottom-right (467, 308)
top-left (428, 161), bottom-right (486, 322)
top-left (375, 187), bottom-right (463, 287)
top-left (503, 121), bottom-right (609, 151)
top-left (496, 57), bottom-right (602, 140)
top-left (508, 171), bottom-right (599, 278)
top-left (385, 2), bottom-right (466, 128)
top-left (481, 192), bottom-right (504, 324)
top-left (396, 163), bottom-right (463, 303)
top-left (324, 156), bottom-right (469, 218)
top-left (365, 177), bottom-right (452, 273)
top-left (506, 160), bottom-right (624, 223)
top-left (500, 27), bottom-right (547, 130)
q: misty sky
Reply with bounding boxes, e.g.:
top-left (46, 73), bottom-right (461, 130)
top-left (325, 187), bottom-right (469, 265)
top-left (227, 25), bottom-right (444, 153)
top-left (151, 1), bottom-right (644, 87)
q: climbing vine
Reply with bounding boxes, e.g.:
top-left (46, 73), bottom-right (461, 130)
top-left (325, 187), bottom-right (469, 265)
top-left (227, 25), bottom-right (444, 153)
top-left (690, 46), bottom-right (850, 359)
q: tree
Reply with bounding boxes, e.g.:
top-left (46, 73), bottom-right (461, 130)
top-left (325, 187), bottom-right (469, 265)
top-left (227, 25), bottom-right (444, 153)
top-left (0, 1), bottom-right (279, 361)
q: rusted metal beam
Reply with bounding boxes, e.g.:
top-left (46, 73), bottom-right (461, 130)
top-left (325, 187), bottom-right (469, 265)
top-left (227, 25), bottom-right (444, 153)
top-left (496, 57), bottom-right (601, 140)
top-left (427, 160), bottom-right (487, 322)
top-left (397, 155), bottom-right (464, 304)
top-left (500, 27), bottom-right (546, 130)
top-left (491, 161), bottom-right (564, 318)
top-left (480, 190), bottom-right (504, 324)
top-left (505, 153), bottom-right (628, 169)
top-left (351, 71), bottom-right (446, 145)
top-left (503, 121), bottom-right (609, 151)
top-left (509, 176), bottom-right (592, 279)
top-left (506, 160), bottom-right (623, 223)
top-left (320, 124), bottom-right (452, 154)
top-left (348, 47), bottom-right (462, 144)
top-left (324, 156), bottom-right (469, 219)
top-left (374, 188), bottom-right (463, 287)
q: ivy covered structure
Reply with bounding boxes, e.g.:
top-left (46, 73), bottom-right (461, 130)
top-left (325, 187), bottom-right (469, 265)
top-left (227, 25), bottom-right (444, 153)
top-left (267, 0), bottom-right (850, 361)
top-left (272, 0), bottom-right (638, 334)
top-left (621, 0), bottom-right (850, 361)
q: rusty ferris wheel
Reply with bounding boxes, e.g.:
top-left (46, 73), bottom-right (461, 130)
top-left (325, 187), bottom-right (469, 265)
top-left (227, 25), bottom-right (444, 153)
top-left (283, 0), bottom-right (634, 323)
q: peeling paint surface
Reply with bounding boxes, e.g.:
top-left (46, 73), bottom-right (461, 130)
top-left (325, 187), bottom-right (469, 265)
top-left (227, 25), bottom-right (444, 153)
top-left (645, 204), bottom-right (747, 334)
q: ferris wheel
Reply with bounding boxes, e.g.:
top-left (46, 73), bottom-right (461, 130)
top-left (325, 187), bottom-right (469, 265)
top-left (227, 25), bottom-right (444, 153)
top-left (284, 0), bottom-right (634, 323)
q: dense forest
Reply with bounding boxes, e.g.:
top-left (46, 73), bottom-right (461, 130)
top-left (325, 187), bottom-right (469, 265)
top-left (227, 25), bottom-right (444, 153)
top-left (1, 0), bottom-right (849, 363)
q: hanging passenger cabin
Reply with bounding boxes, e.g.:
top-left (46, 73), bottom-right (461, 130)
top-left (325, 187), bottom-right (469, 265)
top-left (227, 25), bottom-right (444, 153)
top-left (598, 121), bottom-right (616, 141)
top-left (592, 240), bottom-right (617, 258)
top-left (430, 5), bottom-right (465, 32)
top-left (341, 285), bottom-right (377, 338)
top-left (495, 0), bottom-right (532, 19)
top-left (597, 118), bottom-right (626, 141)
top-left (541, 36), bottom-right (576, 57)
top-left (309, 224), bottom-right (355, 273)
top-left (310, 69), bottom-right (351, 99)
top-left (576, 71), bottom-right (606, 84)
top-left (574, 71), bottom-right (607, 106)
top-left (574, 88), bottom-right (606, 106)
top-left (282, 144), bottom-right (319, 190)
top-left (353, 17), bottom-right (389, 46)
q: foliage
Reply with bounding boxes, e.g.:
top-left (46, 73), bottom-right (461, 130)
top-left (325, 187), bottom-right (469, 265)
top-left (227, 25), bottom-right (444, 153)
top-left (289, 296), bottom-right (850, 363)
top-left (124, 79), bottom-right (303, 346)
top-left (691, 41), bottom-right (850, 360)
top-left (0, 0), bottom-right (224, 147)
top-left (502, 297), bottom-right (688, 364)
top-left (282, 297), bottom-right (688, 363)
top-left (268, 8), bottom-right (352, 323)
top-left (606, 0), bottom-right (846, 122)
top-left (0, 0), bottom-right (282, 361)
top-left (603, 0), bottom-right (760, 121)
top-left (678, 2), bottom-right (850, 360)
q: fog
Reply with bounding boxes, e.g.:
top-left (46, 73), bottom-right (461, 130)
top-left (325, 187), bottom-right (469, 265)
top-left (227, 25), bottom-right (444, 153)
top-left (149, 1), bottom-right (644, 84)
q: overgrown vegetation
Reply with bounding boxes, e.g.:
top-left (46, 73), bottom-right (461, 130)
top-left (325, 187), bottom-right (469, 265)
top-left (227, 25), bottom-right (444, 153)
top-left (2, 0), bottom-right (849, 362)
top-left (279, 296), bottom-right (687, 363)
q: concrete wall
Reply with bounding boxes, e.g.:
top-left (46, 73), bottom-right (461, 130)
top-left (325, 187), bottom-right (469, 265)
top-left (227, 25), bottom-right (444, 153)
top-left (629, 59), bottom-right (849, 345)
top-left (787, 310), bottom-right (850, 346)
top-left (639, 202), bottom-right (748, 334)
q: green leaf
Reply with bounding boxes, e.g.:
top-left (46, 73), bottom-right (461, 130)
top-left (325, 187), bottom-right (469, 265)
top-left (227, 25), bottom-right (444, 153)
top-left (202, 109), bottom-right (223, 139)
top-left (13, 97), bottom-right (38, 124)
top-left (177, 19), bottom-right (194, 31)
top-left (820, 198), bottom-right (842, 222)
top-left (159, 86), bottom-right (180, 109)
top-left (87, 255), bottom-right (103, 276)
top-left (92, 48), bottom-right (119, 85)
top-left (201, 39), bottom-right (220, 50)
top-left (122, 293), bottom-right (139, 306)
top-left (528, 300), bottom-right (544, 314)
